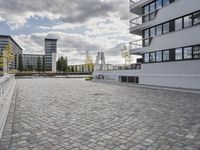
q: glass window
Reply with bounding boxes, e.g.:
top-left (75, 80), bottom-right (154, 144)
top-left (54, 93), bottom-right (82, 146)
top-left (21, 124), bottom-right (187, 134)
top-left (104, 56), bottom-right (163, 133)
top-left (193, 45), bottom-right (200, 59)
top-left (150, 27), bottom-right (156, 37)
top-left (163, 50), bottom-right (169, 61)
top-left (144, 29), bottom-right (149, 38)
top-left (175, 48), bottom-right (183, 60)
top-left (163, 22), bottom-right (169, 34)
top-left (156, 0), bottom-right (162, 9)
top-left (144, 53), bottom-right (149, 63)
top-left (149, 12), bottom-right (156, 20)
top-left (184, 47), bottom-right (192, 59)
top-left (184, 15), bottom-right (192, 28)
top-left (175, 18), bottom-right (183, 30)
top-left (163, 0), bottom-right (169, 6)
top-left (144, 5), bottom-right (149, 14)
top-left (150, 52), bottom-right (156, 62)
top-left (156, 51), bottom-right (162, 62)
top-left (143, 39), bottom-right (150, 46)
top-left (150, 2), bottom-right (155, 12)
top-left (193, 12), bottom-right (200, 25)
top-left (156, 25), bottom-right (162, 36)
top-left (143, 15), bottom-right (149, 22)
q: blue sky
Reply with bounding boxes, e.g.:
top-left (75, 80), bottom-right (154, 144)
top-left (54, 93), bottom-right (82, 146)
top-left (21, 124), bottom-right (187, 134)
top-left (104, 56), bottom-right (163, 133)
top-left (0, 0), bottom-right (138, 65)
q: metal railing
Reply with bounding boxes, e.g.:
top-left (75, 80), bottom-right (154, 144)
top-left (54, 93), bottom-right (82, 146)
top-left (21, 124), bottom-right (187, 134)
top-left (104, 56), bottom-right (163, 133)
top-left (95, 64), bottom-right (142, 71)
top-left (129, 9), bottom-right (159, 28)
top-left (129, 39), bottom-right (143, 50)
top-left (0, 75), bottom-right (15, 107)
top-left (130, 0), bottom-right (143, 9)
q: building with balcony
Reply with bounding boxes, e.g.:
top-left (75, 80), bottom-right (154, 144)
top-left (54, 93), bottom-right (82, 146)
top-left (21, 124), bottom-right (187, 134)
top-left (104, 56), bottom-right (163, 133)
top-left (93, 0), bottom-right (200, 89)
top-left (0, 35), bottom-right (23, 73)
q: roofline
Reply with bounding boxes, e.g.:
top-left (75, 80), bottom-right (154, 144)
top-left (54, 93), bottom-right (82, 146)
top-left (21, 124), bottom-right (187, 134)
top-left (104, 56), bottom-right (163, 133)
top-left (0, 35), bottom-right (23, 51)
top-left (45, 38), bottom-right (58, 41)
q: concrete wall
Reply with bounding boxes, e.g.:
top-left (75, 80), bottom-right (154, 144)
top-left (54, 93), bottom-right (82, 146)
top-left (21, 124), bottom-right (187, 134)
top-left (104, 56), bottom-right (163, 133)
top-left (93, 60), bottom-right (200, 89)
top-left (52, 53), bottom-right (57, 73)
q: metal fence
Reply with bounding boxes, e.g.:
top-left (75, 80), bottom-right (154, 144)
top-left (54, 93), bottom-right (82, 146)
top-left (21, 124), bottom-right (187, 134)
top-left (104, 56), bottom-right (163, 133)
top-left (0, 74), bottom-right (15, 107)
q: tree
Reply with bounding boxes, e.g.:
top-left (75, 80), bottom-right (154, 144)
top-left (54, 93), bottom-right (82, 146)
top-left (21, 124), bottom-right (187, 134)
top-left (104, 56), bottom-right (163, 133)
top-left (121, 44), bottom-right (133, 65)
top-left (84, 51), bottom-right (94, 73)
top-left (18, 54), bottom-right (23, 72)
top-left (37, 57), bottom-right (42, 71)
top-left (42, 56), bottom-right (45, 71)
top-left (56, 56), bottom-right (68, 73)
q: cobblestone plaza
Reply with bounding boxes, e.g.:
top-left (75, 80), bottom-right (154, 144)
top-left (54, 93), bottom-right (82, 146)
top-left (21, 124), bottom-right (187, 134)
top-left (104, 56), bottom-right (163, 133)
top-left (0, 78), bottom-right (200, 150)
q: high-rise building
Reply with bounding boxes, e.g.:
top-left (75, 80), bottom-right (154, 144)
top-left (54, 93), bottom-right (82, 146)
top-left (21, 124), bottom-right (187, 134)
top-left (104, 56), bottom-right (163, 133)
top-left (44, 38), bottom-right (57, 72)
top-left (0, 35), bottom-right (23, 72)
top-left (93, 0), bottom-right (200, 89)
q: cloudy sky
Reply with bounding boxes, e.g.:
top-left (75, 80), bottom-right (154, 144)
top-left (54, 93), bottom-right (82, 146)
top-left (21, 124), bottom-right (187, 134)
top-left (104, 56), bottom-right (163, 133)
top-left (0, 0), bottom-right (138, 65)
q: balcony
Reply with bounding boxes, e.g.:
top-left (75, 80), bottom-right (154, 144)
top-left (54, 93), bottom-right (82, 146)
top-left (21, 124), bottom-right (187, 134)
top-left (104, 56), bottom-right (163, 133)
top-left (129, 38), bottom-right (152, 54)
top-left (130, 0), bottom-right (153, 15)
top-left (129, 9), bottom-right (159, 35)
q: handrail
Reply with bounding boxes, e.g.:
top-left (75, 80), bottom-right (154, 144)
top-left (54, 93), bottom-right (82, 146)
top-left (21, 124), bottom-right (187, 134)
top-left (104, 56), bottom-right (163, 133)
top-left (130, 9), bottom-right (160, 28)
top-left (130, 0), bottom-right (143, 8)
top-left (129, 39), bottom-right (143, 50)
top-left (0, 75), bottom-right (15, 107)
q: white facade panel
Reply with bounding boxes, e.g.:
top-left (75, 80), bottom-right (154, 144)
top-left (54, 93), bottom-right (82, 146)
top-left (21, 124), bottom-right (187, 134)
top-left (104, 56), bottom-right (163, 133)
top-left (93, 60), bottom-right (200, 89)
top-left (52, 53), bottom-right (57, 73)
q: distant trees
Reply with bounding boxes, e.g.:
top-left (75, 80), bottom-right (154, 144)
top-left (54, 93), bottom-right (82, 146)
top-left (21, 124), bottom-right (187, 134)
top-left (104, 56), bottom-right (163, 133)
top-left (37, 57), bottom-right (42, 71)
top-left (57, 56), bottom-right (68, 73)
top-left (18, 54), bottom-right (23, 72)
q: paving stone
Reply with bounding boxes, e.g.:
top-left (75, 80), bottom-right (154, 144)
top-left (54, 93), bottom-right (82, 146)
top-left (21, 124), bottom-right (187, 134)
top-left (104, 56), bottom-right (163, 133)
top-left (0, 78), bottom-right (200, 150)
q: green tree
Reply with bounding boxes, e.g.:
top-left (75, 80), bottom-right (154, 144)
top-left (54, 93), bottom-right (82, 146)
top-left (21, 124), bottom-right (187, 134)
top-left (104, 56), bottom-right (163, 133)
top-left (57, 56), bottom-right (68, 73)
top-left (37, 57), bottom-right (42, 71)
top-left (42, 56), bottom-right (45, 72)
top-left (18, 54), bottom-right (23, 72)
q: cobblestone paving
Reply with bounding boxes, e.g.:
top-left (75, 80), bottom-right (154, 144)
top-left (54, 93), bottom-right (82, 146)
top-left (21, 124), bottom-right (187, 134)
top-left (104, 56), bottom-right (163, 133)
top-left (0, 78), bottom-right (200, 150)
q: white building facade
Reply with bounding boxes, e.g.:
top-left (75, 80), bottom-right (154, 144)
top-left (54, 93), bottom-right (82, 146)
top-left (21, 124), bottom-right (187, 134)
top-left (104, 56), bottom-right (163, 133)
top-left (93, 0), bottom-right (200, 89)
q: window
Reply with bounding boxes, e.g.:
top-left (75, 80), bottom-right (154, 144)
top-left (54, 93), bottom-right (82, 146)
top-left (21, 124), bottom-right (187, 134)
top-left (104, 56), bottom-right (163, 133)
top-left (149, 2), bottom-right (156, 20)
top-left (175, 48), bottom-right (183, 60)
top-left (184, 15), bottom-right (192, 28)
top-left (193, 12), bottom-right (200, 25)
top-left (156, 51), bottom-right (162, 62)
top-left (143, 39), bottom-right (150, 46)
top-left (163, 0), bottom-right (169, 6)
top-left (144, 53), bottom-right (149, 63)
top-left (163, 22), bottom-right (169, 34)
top-left (169, 20), bottom-right (175, 32)
top-left (149, 2), bottom-right (155, 12)
top-left (150, 52), bottom-right (156, 62)
top-left (184, 47), bottom-right (192, 59)
top-left (144, 29), bottom-right (149, 38)
top-left (156, 25), bottom-right (162, 36)
top-left (193, 45), bottom-right (200, 59)
top-left (175, 18), bottom-right (183, 30)
top-left (150, 27), bottom-right (156, 37)
top-left (144, 5), bottom-right (149, 14)
top-left (156, 0), bottom-right (162, 9)
top-left (163, 50), bottom-right (169, 61)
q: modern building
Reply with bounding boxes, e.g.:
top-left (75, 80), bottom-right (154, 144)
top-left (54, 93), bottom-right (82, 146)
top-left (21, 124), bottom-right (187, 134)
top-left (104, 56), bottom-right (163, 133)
top-left (44, 38), bottom-right (57, 72)
top-left (93, 0), bottom-right (200, 89)
top-left (22, 54), bottom-right (44, 71)
top-left (68, 64), bottom-right (94, 73)
top-left (0, 35), bottom-right (23, 72)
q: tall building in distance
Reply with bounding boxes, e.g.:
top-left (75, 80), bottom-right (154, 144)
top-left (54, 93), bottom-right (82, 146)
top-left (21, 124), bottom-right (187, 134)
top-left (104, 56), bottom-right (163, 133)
top-left (45, 38), bottom-right (57, 72)
top-left (93, 0), bottom-right (200, 89)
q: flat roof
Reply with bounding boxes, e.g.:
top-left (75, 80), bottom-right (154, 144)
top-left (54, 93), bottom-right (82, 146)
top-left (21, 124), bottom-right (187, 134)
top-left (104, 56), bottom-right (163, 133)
top-left (45, 38), bottom-right (57, 41)
top-left (0, 35), bottom-right (23, 51)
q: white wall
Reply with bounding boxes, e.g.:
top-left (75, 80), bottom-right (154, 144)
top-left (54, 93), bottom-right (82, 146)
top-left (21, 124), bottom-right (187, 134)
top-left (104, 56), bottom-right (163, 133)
top-left (52, 53), bottom-right (57, 73)
top-left (93, 60), bottom-right (200, 89)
